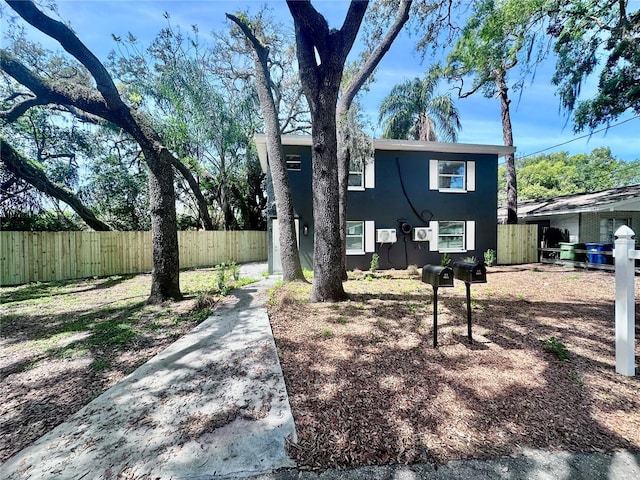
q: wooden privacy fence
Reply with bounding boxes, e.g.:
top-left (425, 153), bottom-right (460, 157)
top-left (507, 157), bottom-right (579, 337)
top-left (497, 224), bottom-right (538, 265)
top-left (0, 230), bottom-right (267, 286)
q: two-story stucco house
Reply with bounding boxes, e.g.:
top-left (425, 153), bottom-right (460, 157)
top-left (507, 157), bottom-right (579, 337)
top-left (255, 134), bottom-right (515, 273)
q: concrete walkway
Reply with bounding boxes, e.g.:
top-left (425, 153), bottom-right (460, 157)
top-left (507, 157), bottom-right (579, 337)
top-left (1, 264), bottom-right (296, 479)
top-left (2, 263), bottom-right (639, 479)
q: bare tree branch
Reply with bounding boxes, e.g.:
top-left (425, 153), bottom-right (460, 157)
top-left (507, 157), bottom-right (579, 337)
top-left (337, 0), bottom-right (412, 116)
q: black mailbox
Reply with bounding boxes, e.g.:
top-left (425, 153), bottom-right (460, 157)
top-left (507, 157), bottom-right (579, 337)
top-left (422, 265), bottom-right (454, 288)
top-left (451, 261), bottom-right (487, 284)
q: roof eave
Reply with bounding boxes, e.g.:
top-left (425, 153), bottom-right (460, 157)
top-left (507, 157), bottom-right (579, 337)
top-left (253, 134), bottom-right (516, 164)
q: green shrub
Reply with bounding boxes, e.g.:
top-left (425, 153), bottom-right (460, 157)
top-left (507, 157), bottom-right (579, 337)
top-left (484, 249), bottom-right (496, 266)
top-left (541, 336), bottom-right (570, 361)
top-left (370, 253), bottom-right (380, 272)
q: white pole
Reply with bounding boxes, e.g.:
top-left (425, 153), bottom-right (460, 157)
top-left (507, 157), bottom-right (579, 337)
top-left (614, 225), bottom-right (636, 376)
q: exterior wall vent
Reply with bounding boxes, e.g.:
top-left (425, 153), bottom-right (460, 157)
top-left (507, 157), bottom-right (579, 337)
top-left (376, 228), bottom-right (397, 243)
top-left (413, 227), bottom-right (432, 242)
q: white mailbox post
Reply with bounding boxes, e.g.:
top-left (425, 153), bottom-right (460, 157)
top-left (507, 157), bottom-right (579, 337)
top-left (614, 225), bottom-right (638, 376)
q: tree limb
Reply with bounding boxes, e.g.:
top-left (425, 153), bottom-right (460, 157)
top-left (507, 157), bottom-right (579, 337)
top-left (1, 136), bottom-right (111, 231)
top-left (1, 49), bottom-right (115, 121)
top-left (337, 0), bottom-right (411, 116)
top-left (6, 0), bottom-right (128, 113)
top-left (170, 156), bottom-right (215, 230)
top-left (0, 95), bottom-right (49, 123)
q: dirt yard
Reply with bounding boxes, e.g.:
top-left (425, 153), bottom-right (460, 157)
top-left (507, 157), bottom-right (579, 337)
top-left (0, 269), bottom-right (244, 463)
top-left (2, 264), bottom-right (639, 470)
top-left (267, 264), bottom-right (640, 470)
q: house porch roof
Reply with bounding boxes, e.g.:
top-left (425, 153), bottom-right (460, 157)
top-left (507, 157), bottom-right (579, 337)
top-left (497, 184), bottom-right (640, 220)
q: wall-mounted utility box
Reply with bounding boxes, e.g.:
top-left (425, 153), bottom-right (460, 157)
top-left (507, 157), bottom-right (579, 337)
top-left (376, 228), bottom-right (397, 243)
top-left (413, 227), bottom-right (432, 242)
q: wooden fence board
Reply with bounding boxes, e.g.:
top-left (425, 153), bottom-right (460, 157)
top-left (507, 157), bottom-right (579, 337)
top-left (497, 224), bottom-right (538, 265)
top-left (0, 230), bottom-right (267, 286)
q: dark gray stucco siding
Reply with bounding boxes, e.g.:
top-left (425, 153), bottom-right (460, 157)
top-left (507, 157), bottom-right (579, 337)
top-left (345, 150), bottom-right (498, 270)
top-left (284, 145), bottom-right (314, 271)
top-left (279, 145), bottom-right (498, 272)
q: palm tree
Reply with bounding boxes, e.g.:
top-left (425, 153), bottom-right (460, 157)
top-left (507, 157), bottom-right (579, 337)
top-left (378, 69), bottom-right (462, 142)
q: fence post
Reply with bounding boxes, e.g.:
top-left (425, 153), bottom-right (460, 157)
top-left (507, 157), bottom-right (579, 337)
top-left (614, 225), bottom-right (637, 376)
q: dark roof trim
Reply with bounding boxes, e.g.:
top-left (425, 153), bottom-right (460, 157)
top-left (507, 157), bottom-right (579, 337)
top-left (255, 134), bottom-right (516, 173)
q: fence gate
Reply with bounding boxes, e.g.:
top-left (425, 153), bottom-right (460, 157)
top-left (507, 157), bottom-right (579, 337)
top-left (497, 224), bottom-right (538, 265)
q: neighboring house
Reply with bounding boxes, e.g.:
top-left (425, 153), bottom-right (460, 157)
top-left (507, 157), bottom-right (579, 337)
top-left (255, 134), bottom-right (515, 273)
top-left (497, 184), bottom-right (640, 243)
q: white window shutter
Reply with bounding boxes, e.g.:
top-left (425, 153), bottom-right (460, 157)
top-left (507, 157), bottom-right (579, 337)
top-left (466, 221), bottom-right (475, 251)
top-left (429, 159), bottom-right (438, 190)
top-left (467, 161), bottom-right (476, 191)
top-left (429, 221), bottom-right (439, 251)
top-left (364, 158), bottom-right (375, 189)
top-left (365, 221), bottom-right (375, 252)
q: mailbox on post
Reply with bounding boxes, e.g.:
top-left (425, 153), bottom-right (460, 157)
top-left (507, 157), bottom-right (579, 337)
top-left (451, 261), bottom-right (487, 284)
top-left (422, 265), bottom-right (454, 288)
top-left (421, 265), bottom-right (454, 347)
top-left (451, 261), bottom-right (487, 344)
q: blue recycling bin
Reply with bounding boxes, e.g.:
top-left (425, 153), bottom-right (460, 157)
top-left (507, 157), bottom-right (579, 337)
top-left (586, 243), bottom-right (614, 264)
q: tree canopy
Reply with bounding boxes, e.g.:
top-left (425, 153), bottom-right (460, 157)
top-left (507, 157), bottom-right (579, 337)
top-left (443, 0), bottom-right (548, 224)
top-left (499, 148), bottom-right (640, 202)
top-left (549, 0), bottom-right (640, 131)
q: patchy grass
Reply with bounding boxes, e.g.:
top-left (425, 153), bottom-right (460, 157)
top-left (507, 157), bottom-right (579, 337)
top-left (0, 268), bottom-right (258, 463)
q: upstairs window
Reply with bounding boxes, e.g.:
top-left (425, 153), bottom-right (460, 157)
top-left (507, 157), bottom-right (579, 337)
top-left (286, 155), bottom-right (301, 171)
top-left (439, 161), bottom-right (465, 189)
top-left (348, 158), bottom-right (375, 190)
top-left (429, 159), bottom-right (475, 192)
top-left (348, 160), bottom-right (364, 189)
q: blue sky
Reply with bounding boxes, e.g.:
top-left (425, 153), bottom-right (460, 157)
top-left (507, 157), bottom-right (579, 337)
top-left (6, 0), bottom-right (640, 162)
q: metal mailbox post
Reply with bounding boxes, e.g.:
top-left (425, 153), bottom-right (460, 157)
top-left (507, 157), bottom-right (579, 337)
top-left (421, 265), bottom-right (455, 347)
top-left (451, 261), bottom-right (487, 344)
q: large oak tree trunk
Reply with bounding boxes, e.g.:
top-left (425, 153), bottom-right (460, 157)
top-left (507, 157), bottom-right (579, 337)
top-left (310, 97), bottom-right (348, 301)
top-left (147, 151), bottom-right (181, 302)
top-left (287, 0), bottom-right (368, 301)
top-left (226, 13), bottom-right (305, 283)
top-left (2, 0), bottom-right (182, 303)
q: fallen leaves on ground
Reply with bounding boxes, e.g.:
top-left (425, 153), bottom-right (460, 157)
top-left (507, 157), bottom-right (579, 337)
top-left (267, 264), bottom-right (640, 470)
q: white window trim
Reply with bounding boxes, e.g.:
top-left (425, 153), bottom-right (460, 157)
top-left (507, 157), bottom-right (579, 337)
top-left (346, 220), bottom-right (365, 255)
top-left (346, 220), bottom-right (376, 255)
top-left (428, 220), bottom-right (475, 253)
top-left (348, 158), bottom-right (375, 191)
top-left (365, 221), bottom-right (375, 252)
top-left (429, 159), bottom-right (475, 193)
top-left (364, 158), bottom-right (375, 189)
